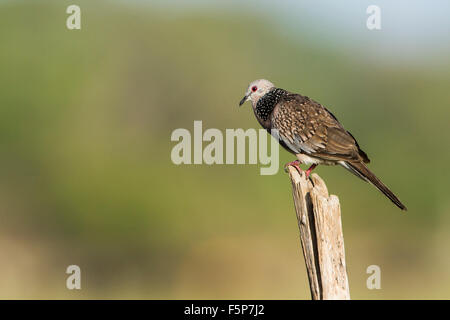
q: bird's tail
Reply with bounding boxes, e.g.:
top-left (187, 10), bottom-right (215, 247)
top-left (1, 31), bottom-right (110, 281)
top-left (341, 161), bottom-right (407, 211)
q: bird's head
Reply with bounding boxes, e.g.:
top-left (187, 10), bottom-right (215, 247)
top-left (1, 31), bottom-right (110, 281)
top-left (239, 79), bottom-right (275, 107)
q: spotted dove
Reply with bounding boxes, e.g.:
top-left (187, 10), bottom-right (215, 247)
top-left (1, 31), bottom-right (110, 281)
top-left (239, 79), bottom-right (406, 211)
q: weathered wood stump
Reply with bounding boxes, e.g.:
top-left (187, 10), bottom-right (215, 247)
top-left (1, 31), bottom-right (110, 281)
top-left (287, 166), bottom-right (350, 300)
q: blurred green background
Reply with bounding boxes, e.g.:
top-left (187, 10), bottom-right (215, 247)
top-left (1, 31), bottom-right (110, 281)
top-left (0, 0), bottom-right (449, 299)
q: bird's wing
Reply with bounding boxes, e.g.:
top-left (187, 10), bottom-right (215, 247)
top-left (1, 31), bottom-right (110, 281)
top-left (271, 93), bottom-right (368, 162)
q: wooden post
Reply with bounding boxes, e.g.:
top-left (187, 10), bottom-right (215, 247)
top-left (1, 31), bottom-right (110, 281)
top-left (287, 166), bottom-right (350, 300)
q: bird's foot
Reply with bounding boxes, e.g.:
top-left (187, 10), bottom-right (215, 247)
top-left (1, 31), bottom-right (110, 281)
top-left (284, 160), bottom-right (303, 174)
top-left (305, 164), bottom-right (317, 178)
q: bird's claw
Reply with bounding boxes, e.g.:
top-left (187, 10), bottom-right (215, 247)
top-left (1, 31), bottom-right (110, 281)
top-left (284, 160), bottom-right (303, 174)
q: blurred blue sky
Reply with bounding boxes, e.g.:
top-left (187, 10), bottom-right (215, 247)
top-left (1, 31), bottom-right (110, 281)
top-left (124, 0), bottom-right (450, 65)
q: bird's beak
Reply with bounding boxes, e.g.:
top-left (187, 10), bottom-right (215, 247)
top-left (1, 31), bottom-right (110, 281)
top-left (239, 94), bottom-right (248, 107)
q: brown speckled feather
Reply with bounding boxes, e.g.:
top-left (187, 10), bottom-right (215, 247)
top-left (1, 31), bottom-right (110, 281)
top-left (271, 92), bottom-right (369, 163)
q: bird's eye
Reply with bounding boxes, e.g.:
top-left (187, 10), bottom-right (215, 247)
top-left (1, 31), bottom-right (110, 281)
top-left (251, 86), bottom-right (258, 92)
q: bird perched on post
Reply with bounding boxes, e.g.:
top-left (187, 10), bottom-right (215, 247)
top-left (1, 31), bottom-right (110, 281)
top-left (239, 79), bottom-right (406, 211)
